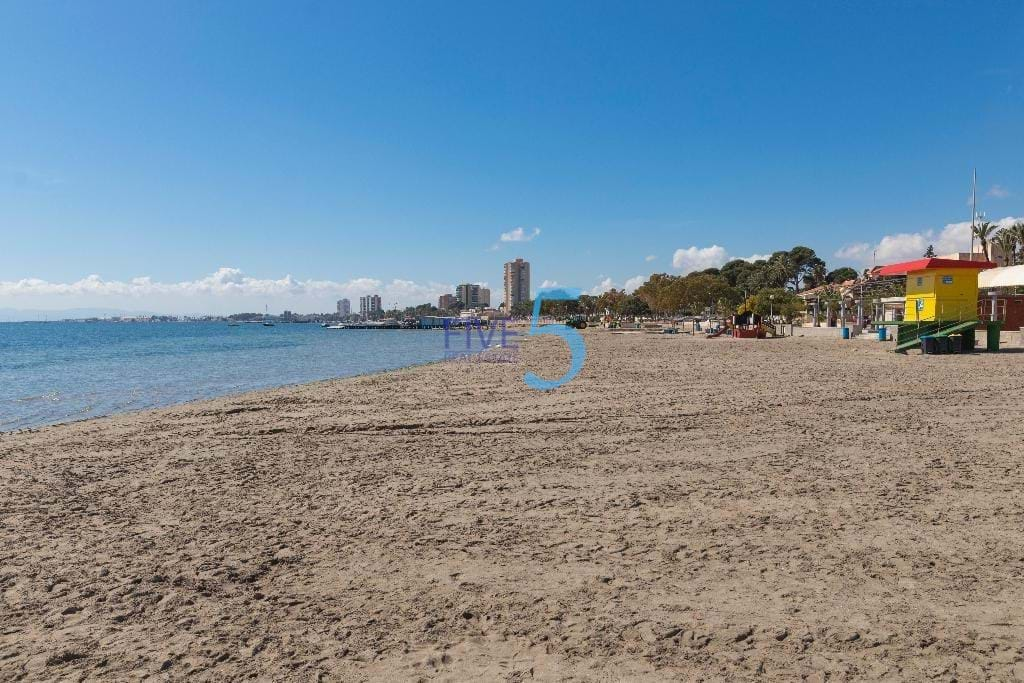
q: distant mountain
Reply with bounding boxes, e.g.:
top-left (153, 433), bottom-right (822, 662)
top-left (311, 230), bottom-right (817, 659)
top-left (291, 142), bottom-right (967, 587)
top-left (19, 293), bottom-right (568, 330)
top-left (0, 307), bottom-right (159, 322)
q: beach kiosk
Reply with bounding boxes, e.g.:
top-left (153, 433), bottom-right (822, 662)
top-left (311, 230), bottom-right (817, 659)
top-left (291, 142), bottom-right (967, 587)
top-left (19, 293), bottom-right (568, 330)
top-left (875, 257), bottom-right (997, 352)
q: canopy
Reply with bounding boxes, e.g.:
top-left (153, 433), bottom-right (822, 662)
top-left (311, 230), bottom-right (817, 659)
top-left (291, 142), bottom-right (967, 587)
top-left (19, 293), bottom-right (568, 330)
top-left (875, 257), bottom-right (996, 276)
top-left (979, 265), bottom-right (1024, 288)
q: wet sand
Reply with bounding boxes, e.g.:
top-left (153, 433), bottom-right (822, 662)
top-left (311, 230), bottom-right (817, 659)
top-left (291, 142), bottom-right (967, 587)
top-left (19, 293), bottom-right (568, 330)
top-left (2, 331), bottom-right (1023, 681)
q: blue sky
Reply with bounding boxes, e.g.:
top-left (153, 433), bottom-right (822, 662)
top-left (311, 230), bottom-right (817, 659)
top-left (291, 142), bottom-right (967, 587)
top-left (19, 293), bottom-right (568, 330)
top-left (1, 1), bottom-right (1023, 313)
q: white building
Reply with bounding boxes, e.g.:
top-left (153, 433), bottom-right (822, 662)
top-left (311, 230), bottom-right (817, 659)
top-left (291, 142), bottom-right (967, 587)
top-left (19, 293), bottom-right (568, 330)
top-left (456, 283), bottom-right (489, 309)
top-left (336, 298), bottom-right (351, 316)
top-left (503, 258), bottom-right (530, 310)
top-left (359, 294), bottom-right (382, 319)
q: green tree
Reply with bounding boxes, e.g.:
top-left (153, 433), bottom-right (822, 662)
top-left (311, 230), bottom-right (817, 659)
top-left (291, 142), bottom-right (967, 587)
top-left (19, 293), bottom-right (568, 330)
top-left (619, 295), bottom-right (651, 318)
top-left (634, 273), bottom-right (684, 317)
top-left (596, 289), bottom-right (626, 315)
top-left (992, 229), bottom-right (1017, 266)
top-left (510, 299), bottom-right (533, 318)
top-left (787, 246), bottom-right (822, 292)
top-left (720, 259), bottom-right (755, 288)
top-left (576, 294), bottom-right (598, 317)
top-left (805, 260), bottom-right (828, 289)
top-left (1012, 221), bottom-right (1024, 265)
top-left (924, 244), bottom-right (936, 258)
top-left (973, 221), bottom-right (997, 260)
top-left (744, 288), bottom-right (803, 322)
top-left (826, 267), bottom-right (858, 284)
top-left (764, 251), bottom-right (796, 289)
top-left (680, 273), bottom-right (740, 315)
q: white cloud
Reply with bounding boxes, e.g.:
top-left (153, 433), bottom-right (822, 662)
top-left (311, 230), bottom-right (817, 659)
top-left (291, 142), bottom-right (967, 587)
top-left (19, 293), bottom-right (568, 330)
top-left (500, 226), bottom-right (541, 242)
top-left (587, 278), bottom-right (615, 295)
top-left (987, 184), bottom-right (1011, 199)
top-left (666, 246), bottom-right (772, 273)
top-left (539, 279), bottom-right (560, 289)
top-left (671, 245), bottom-right (728, 273)
top-left (834, 243), bottom-right (872, 261)
top-left (875, 232), bottom-right (929, 262)
top-left (623, 275), bottom-right (646, 293)
top-left (0, 267), bottom-right (454, 314)
top-left (834, 216), bottom-right (1023, 265)
top-left (644, 254), bottom-right (657, 262)
top-left (585, 275), bottom-right (647, 295)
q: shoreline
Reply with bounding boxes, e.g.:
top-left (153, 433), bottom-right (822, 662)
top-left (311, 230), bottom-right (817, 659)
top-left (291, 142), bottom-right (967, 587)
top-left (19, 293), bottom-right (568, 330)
top-left (1, 324), bottom-right (478, 435)
top-left (3, 332), bottom-right (1024, 679)
top-left (0, 353), bottom-right (456, 437)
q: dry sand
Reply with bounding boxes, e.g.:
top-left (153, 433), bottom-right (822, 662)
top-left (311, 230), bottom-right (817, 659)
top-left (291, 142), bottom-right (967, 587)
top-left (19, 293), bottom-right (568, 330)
top-left (2, 331), bottom-right (1024, 681)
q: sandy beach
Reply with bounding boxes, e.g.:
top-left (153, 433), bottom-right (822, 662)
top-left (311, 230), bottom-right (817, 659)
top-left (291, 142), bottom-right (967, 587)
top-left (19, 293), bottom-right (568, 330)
top-left (2, 331), bottom-right (1024, 681)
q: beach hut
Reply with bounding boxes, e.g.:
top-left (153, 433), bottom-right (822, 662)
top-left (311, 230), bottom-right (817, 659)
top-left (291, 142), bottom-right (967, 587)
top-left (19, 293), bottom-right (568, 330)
top-left (875, 257), bottom-right (996, 352)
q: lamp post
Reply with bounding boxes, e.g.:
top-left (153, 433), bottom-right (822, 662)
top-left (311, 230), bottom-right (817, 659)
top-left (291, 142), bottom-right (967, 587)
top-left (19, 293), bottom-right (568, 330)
top-left (769, 294), bottom-right (775, 322)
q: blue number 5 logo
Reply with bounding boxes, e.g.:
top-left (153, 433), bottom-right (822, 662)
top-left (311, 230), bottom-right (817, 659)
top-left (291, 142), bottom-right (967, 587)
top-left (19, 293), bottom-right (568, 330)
top-left (524, 287), bottom-right (587, 391)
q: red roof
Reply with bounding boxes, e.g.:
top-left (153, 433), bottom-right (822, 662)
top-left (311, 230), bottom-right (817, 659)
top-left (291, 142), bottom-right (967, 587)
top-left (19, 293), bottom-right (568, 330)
top-left (875, 258), bottom-right (996, 276)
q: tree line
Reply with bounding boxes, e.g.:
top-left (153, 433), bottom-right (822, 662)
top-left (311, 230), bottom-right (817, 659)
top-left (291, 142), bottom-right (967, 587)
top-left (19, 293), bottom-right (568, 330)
top-left (628, 246), bottom-right (855, 321)
top-left (511, 245), bottom-right (858, 322)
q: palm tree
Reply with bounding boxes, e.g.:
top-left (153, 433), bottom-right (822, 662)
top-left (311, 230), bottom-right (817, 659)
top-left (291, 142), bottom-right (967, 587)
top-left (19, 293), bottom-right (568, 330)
top-left (992, 229), bottom-right (1018, 267)
top-left (1012, 221), bottom-right (1024, 265)
top-left (973, 221), bottom-right (997, 261)
top-left (766, 254), bottom-right (794, 289)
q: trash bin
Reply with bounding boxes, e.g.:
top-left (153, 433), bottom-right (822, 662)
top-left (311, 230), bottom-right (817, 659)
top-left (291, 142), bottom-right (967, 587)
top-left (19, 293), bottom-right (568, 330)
top-left (841, 327), bottom-right (850, 339)
top-left (877, 327), bottom-right (887, 341)
top-left (936, 336), bottom-right (951, 354)
top-left (947, 334), bottom-right (963, 354)
top-left (986, 323), bottom-right (1001, 352)
top-left (920, 335), bottom-right (937, 354)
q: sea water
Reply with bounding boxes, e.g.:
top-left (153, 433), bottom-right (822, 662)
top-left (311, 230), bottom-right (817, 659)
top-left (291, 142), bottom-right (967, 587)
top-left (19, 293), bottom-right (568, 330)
top-left (0, 322), bottom-right (451, 431)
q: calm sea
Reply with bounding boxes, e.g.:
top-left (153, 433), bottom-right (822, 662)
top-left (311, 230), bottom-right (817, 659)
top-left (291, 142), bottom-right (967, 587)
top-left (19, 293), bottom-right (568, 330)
top-left (0, 322), bottom-right (452, 431)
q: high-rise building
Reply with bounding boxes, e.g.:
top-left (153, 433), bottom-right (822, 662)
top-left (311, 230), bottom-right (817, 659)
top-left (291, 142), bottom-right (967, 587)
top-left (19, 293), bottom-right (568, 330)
top-left (503, 258), bottom-right (530, 310)
top-left (456, 283), bottom-right (486, 309)
top-left (479, 287), bottom-right (491, 307)
top-left (438, 294), bottom-right (457, 310)
top-left (359, 294), bottom-right (382, 319)
top-left (336, 298), bottom-right (351, 316)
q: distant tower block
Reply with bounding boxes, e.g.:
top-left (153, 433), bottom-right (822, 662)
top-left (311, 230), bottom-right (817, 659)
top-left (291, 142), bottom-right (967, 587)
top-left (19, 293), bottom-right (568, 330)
top-left (504, 258), bottom-right (530, 309)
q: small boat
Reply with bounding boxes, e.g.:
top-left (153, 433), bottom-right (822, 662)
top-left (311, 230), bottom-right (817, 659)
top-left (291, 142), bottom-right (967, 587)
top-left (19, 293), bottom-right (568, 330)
top-left (228, 322), bottom-right (240, 327)
top-left (325, 323), bottom-right (348, 329)
top-left (262, 305), bottom-right (274, 327)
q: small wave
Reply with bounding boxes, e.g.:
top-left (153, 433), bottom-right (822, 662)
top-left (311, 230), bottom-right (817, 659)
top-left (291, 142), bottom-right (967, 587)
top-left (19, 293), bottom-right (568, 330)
top-left (13, 391), bottom-right (61, 403)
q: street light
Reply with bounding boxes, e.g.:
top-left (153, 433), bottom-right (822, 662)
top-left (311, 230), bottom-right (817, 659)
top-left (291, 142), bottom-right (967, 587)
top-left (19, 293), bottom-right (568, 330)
top-left (769, 294), bottom-right (775, 322)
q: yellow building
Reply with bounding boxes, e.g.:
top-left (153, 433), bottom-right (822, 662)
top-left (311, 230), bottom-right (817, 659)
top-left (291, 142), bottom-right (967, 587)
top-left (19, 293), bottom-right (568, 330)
top-left (877, 257), bottom-right (994, 322)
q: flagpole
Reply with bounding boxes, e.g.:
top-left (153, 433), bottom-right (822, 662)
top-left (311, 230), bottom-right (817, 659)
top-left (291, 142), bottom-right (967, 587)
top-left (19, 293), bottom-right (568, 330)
top-left (970, 168), bottom-right (977, 257)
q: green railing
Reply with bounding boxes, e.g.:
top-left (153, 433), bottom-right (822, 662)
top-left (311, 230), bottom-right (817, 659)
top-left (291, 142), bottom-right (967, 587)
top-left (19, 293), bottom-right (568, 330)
top-left (889, 319), bottom-right (980, 353)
